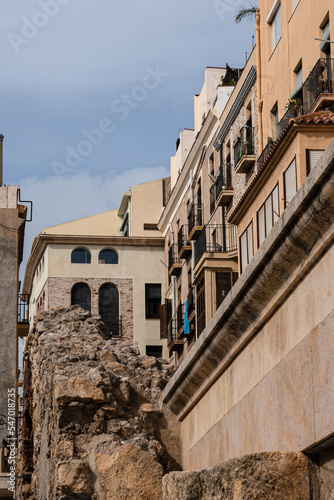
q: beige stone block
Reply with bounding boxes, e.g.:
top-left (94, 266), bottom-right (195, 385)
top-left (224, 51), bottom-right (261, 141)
top-left (55, 378), bottom-right (106, 403)
top-left (57, 460), bottom-right (92, 495)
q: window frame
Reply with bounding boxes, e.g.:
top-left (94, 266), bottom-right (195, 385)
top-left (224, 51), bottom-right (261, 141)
top-left (98, 248), bottom-right (118, 264)
top-left (145, 284), bottom-right (162, 319)
top-left (240, 221), bottom-right (254, 273)
top-left (257, 184), bottom-right (280, 247)
top-left (71, 247), bottom-right (91, 264)
top-left (283, 157), bottom-right (297, 208)
top-left (267, 1), bottom-right (282, 54)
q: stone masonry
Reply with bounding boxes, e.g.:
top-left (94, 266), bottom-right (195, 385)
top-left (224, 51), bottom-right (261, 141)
top-left (38, 277), bottom-right (133, 338)
top-left (18, 306), bottom-right (181, 499)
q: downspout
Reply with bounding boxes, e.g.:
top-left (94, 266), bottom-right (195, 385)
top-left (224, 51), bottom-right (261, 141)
top-left (256, 8), bottom-right (263, 153)
top-left (0, 134), bottom-right (3, 186)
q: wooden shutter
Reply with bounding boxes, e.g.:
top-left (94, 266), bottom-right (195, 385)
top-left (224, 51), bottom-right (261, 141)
top-left (306, 149), bottom-right (324, 174)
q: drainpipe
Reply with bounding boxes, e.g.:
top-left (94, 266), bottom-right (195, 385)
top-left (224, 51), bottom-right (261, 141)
top-left (0, 135), bottom-right (4, 187)
top-left (256, 9), bottom-right (263, 153)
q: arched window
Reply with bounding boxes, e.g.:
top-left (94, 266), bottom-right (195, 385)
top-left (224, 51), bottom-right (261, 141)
top-left (71, 283), bottom-right (91, 312)
top-left (98, 249), bottom-right (118, 264)
top-left (99, 283), bottom-right (120, 335)
top-left (71, 248), bottom-right (91, 264)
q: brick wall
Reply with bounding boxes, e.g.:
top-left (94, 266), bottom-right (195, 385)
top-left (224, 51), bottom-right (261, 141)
top-left (38, 277), bottom-right (133, 339)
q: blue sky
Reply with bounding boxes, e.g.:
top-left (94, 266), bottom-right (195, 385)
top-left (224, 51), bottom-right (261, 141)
top-left (0, 0), bottom-right (255, 265)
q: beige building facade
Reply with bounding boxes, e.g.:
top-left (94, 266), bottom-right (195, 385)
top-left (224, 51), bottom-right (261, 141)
top-left (161, 0), bottom-right (334, 488)
top-left (23, 178), bottom-right (168, 358)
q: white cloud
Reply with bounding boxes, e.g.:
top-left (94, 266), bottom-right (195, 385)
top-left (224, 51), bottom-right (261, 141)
top-left (19, 166), bottom-right (169, 279)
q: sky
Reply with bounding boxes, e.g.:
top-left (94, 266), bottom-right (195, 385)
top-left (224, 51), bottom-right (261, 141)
top-left (0, 0), bottom-right (255, 271)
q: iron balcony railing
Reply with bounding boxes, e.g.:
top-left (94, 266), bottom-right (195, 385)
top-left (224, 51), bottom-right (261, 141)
top-left (18, 294), bottom-right (29, 323)
top-left (303, 58), bottom-right (334, 113)
top-left (210, 184), bottom-right (215, 213)
top-left (168, 244), bottom-right (180, 270)
top-left (188, 203), bottom-right (203, 235)
top-left (215, 160), bottom-right (233, 200)
top-left (194, 224), bottom-right (238, 267)
top-left (167, 316), bottom-right (177, 346)
top-left (277, 102), bottom-right (303, 137)
top-left (104, 316), bottom-right (122, 337)
top-left (177, 225), bottom-right (189, 253)
top-left (257, 140), bottom-right (277, 170)
top-left (233, 126), bottom-right (255, 167)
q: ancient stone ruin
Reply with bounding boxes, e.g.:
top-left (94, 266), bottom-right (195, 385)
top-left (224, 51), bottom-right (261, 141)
top-left (18, 306), bottom-right (181, 499)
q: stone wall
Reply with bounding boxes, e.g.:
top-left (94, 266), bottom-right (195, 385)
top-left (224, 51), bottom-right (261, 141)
top-left (18, 306), bottom-right (181, 499)
top-left (39, 277), bottom-right (133, 338)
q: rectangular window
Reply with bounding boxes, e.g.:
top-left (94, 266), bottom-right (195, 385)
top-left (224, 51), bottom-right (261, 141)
top-left (240, 222), bottom-right (254, 273)
top-left (306, 149), bottom-right (324, 175)
top-left (291, 0), bottom-right (300, 14)
top-left (268, 2), bottom-right (282, 53)
top-left (284, 159), bottom-right (297, 207)
top-left (196, 277), bottom-right (206, 336)
top-left (145, 284), bottom-right (161, 319)
top-left (257, 184), bottom-right (279, 247)
top-left (146, 345), bottom-right (163, 358)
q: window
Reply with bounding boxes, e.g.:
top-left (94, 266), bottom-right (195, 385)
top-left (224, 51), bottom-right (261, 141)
top-left (143, 223), bottom-right (159, 231)
top-left (216, 271), bottom-right (238, 310)
top-left (290, 65), bottom-right (303, 100)
top-left (267, 1), bottom-right (282, 53)
top-left (284, 159), bottom-right (297, 207)
top-left (240, 222), bottom-right (254, 273)
top-left (257, 185), bottom-right (279, 247)
top-left (306, 149), bottom-right (324, 175)
top-left (71, 248), bottom-right (91, 264)
top-left (196, 277), bottom-right (206, 336)
top-left (145, 284), bottom-right (161, 319)
top-left (98, 249), bottom-right (118, 264)
top-left (71, 283), bottom-right (91, 312)
top-left (99, 283), bottom-right (120, 335)
top-left (321, 21), bottom-right (330, 54)
top-left (146, 345), bottom-right (163, 358)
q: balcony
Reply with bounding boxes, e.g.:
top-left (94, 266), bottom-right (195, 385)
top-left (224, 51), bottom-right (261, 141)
top-left (194, 224), bottom-right (237, 267)
top-left (18, 294), bottom-right (29, 338)
top-left (277, 102), bottom-right (303, 137)
top-left (177, 303), bottom-right (184, 335)
top-left (168, 244), bottom-right (182, 276)
top-left (215, 159), bottom-right (233, 207)
top-left (257, 140), bottom-right (277, 170)
top-left (234, 127), bottom-right (256, 173)
top-left (303, 58), bottom-right (334, 113)
top-left (177, 225), bottom-right (192, 259)
top-left (167, 316), bottom-right (184, 351)
top-left (188, 203), bottom-right (204, 240)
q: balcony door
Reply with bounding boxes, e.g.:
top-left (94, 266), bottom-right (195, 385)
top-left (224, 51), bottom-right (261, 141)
top-left (99, 283), bottom-right (119, 335)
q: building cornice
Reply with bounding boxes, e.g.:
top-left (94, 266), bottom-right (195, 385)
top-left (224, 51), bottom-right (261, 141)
top-left (22, 233), bottom-right (165, 295)
top-left (162, 138), bottom-right (334, 419)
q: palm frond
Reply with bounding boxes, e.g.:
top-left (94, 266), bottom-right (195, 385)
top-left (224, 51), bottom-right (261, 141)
top-left (234, 4), bottom-right (257, 24)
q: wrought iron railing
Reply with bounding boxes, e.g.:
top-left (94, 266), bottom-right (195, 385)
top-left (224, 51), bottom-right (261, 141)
top-left (303, 58), bottom-right (334, 113)
top-left (257, 140), bottom-right (277, 170)
top-left (167, 317), bottom-right (177, 346)
top-left (194, 224), bottom-right (237, 267)
top-left (177, 225), bottom-right (189, 253)
top-left (215, 161), bottom-right (233, 200)
top-left (18, 294), bottom-right (29, 323)
top-left (234, 126), bottom-right (255, 167)
top-left (188, 204), bottom-right (203, 235)
top-left (277, 102), bottom-right (303, 137)
top-left (168, 244), bottom-right (180, 270)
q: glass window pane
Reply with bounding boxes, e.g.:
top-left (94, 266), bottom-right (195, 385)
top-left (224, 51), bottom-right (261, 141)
top-left (240, 231), bottom-right (247, 272)
top-left (265, 196), bottom-right (273, 233)
top-left (99, 249), bottom-right (118, 264)
top-left (284, 159), bottom-right (297, 205)
top-left (275, 5), bottom-right (282, 46)
top-left (272, 185), bottom-right (279, 223)
top-left (257, 206), bottom-right (266, 247)
top-left (247, 223), bottom-right (254, 261)
top-left (71, 248), bottom-right (91, 264)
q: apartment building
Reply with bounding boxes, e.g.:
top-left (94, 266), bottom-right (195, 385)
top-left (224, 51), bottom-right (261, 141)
top-left (0, 150), bottom-right (29, 496)
top-left (161, 0), bottom-right (334, 487)
top-left (23, 178), bottom-right (169, 358)
top-left (159, 56), bottom-right (258, 364)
